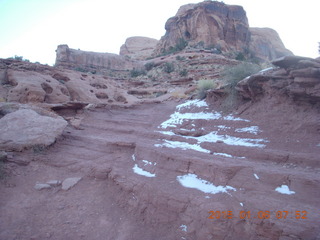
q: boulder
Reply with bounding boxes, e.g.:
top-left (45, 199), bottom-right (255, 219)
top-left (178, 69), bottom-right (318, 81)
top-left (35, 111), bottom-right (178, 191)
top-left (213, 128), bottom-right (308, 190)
top-left (120, 36), bottom-right (158, 60)
top-left (62, 177), bottom-right (82, 190)
top-left (0, 109), bottom-right (68, 151)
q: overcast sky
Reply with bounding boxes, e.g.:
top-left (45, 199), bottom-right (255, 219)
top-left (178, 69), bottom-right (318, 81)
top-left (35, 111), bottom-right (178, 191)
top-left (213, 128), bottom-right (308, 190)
top-left (0, 0), bottom-right (319, 65)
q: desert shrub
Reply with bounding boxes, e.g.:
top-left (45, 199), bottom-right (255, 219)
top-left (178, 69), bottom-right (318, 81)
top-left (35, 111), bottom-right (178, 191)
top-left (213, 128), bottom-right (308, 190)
top-left (222, 62), bottom-right (262, 111)
top-left (197, 79), bottom-right (217, 99)
top-left (179, 69), bottom-right (188, 77)
top-left (74, 67), bottom-right (87, 73)
top-left (144, 62), bottom-right (155, 71)
top-left (161, 38), bottom-right (188, 56)
top-left (130, 68), bottom-right (146, 78)
top-left (223, 62), bottom-right (261, 88)
top-left (163, 62), bottom-right (175, 73)
top-left (176, 55), bottom-right (186, 61)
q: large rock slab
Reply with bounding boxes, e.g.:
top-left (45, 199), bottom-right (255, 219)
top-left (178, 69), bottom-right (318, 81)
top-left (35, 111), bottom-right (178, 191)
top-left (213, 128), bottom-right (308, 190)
top-left (0, 109), bottom-right (67, 151)
top-left (120, 36), bottom-right (158, 60)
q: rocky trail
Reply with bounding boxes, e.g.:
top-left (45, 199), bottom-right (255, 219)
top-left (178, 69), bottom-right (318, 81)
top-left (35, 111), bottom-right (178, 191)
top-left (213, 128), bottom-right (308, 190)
top-left (1, 99), bottom-right (319, 240)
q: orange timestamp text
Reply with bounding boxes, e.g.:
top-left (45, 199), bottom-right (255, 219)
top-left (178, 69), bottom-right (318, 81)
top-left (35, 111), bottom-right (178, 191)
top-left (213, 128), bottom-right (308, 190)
top-left (208, 210), bottom-right (308, 220)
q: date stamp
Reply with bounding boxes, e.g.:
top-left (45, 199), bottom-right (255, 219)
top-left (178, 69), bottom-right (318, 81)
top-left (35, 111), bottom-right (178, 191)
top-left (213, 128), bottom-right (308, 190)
top-left (208, 210), bottom-right (308, 220)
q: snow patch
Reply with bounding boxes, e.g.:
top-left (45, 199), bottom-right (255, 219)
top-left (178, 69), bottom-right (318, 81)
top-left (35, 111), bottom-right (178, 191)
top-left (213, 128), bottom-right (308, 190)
top-left (180, 225), bottom-right (187, 232)
top-left (186, 131), bottom-right (267, 148)
top-left (142, 160), bottom-right (156, 166)
top-left (176, 173), bottom-right (236, 194)
top-left (259, 67), bottom-right (273, 73)
top-left (176, 99), bottom-right (208, 110)
top-left (240, 202), bottom-right (243, 207)
top-left (132, 164), bottom-right (155, 178)
top-left (213, 152), bottom-right (233, 158)
top-left (223, 115), bottom-right (250, 122)
top-left (275, 185), bottom-right (295, 195)
top-left (254, 173), bottom-right (260, 180)
top-left (235, 126), bottom-right (261, 135)
top-left (160, 112), bottom-right (221, 129)
top-left (155, 140), bottom-right (210, 153)
top-left (132, 154), bottom-right (136, 161)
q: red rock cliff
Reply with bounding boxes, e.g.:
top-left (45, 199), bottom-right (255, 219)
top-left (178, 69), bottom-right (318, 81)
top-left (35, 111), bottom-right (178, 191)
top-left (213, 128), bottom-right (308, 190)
top-left (155, 1), bottom-right (292, 61)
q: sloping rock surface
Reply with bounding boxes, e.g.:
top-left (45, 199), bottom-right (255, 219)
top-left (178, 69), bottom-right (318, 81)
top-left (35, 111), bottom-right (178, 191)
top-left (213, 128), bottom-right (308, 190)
top-left (0, 100), bottom-right (319, 239)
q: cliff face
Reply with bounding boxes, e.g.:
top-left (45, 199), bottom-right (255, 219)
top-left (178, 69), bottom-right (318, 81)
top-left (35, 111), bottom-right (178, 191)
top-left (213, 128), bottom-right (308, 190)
top-left (119, 36), bottom-right (158, 60)
top-left (155, 1), bottom-right (251, 54)
top-left (55, 45), bottom-right (142, 74)
top-left (155, 1), bottom-right (292, 61)
top-left (249, 28), bottom-right (293, 61)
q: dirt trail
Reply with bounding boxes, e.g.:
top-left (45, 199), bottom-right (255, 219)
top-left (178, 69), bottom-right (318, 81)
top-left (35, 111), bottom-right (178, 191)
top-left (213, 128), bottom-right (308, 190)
top-left (1, 100), bottom-right (320, 240)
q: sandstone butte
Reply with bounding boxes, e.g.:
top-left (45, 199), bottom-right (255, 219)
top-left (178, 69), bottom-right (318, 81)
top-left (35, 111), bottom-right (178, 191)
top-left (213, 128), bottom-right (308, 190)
top-left (0, 1), bottom-right (319, 240)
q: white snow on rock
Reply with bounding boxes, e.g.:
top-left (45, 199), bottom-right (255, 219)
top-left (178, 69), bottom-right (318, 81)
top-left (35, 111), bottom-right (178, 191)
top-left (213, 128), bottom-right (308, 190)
top-left (213, 152), bottom-right (233, 158)
top-left (160, 112), bottom-right (221, 129)
top-left (180, 225), bottom-right (188, 232)
top-left (142, 160), bottom-right (156, 166)
top-left (176, 99), bottom-right (208, 110)
top-left (254, 173), bottom-right (260, 180)
top-left (132, 164), bottom-right (156, 178)
top-left (235, 126), bottom-right (261, 135)
top-left (155, 140), bottom-right (210, 153)
top-left (223, 115), bottom-right (250, 122)
top-left (176, 173), bottom-right (236, 194)
top-left (186, 131), bottom-right (267, 148)
top-left (275, 185), bottom-right (295, 195)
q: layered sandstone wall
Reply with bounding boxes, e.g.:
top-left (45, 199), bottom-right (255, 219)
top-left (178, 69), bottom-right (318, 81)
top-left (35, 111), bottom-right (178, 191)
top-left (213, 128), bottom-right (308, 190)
top-left (55, 45), bottom-right (142, 74)
top-left (154, 1), bottom-right (292, 61)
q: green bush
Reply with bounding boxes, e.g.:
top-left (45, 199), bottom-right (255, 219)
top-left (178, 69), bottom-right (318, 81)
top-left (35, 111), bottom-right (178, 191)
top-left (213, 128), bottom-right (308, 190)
top-left (179, 69), bottom-right (188, 77)
top-left (222, 62), bottom-right (262, 111)
top-left (223, 62), bottom-right (261, 88)
top-left (130, 68), bottom-right (146, 78)
top-left (163, 62), bottom-right (175, 73)
top-left (197, 79), bottom-right (217, 99)
top-left (144, 62), bottom-right (155, 71)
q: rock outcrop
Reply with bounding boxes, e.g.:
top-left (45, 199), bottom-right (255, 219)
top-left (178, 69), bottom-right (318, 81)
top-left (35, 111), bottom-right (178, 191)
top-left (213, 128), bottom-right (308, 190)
top-left (235, 56), bottom-right (320, 104)
top-left (119, 36), bottom-right (158, 60)
top-left (0, 108), bottom-right (67, 151)
top-left (154, 1), bottom-right (292, 61)
top-left (0, 59), bottom-right (138, 105)
top-left (155, 1), bottom-right (251, 54)
top-left (249, 28), bottom-right (293, 61)
top-left (55, 45), bottom-right (142, 75)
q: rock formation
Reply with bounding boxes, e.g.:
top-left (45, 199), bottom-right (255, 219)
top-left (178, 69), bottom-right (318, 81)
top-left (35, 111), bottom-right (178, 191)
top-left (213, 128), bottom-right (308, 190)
top-left (154, 1), bottom-right (292, 61)
top-left (119, 36), bottom-right (158, 60)
top-left (0, 107), bottom-right (67, 151)
top-left (155, 1), bottom-right (251, 54)
top-left (55, 44), bottom-right (142, 75)
top-left (235, 55), bottom-right (320, 104)
top-left (249, 28), bottom-right (293, 61)
top-left (0, 59), bottom-right (137, 105)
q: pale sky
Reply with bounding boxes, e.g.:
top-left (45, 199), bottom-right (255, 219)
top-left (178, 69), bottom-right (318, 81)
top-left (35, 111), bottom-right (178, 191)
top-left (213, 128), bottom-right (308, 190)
top-left (0, 0), bottom-right (319, 65)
